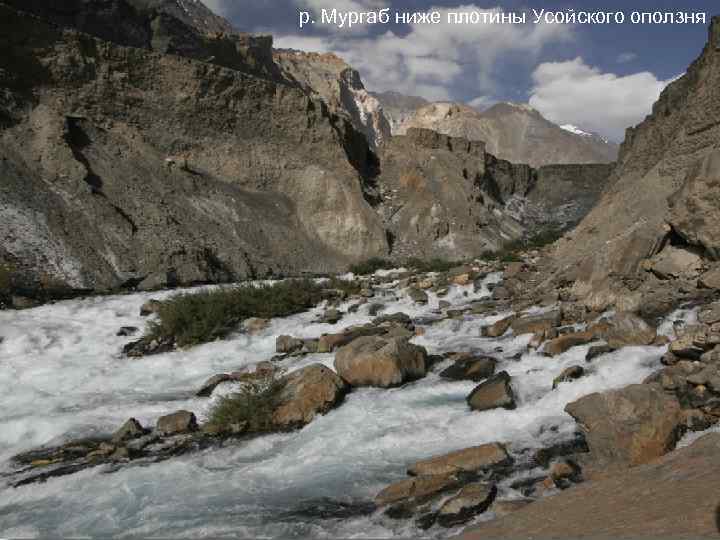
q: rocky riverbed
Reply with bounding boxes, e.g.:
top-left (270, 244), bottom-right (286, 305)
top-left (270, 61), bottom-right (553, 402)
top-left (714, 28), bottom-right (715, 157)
top-left (0, 259), bottom-right (717, 537)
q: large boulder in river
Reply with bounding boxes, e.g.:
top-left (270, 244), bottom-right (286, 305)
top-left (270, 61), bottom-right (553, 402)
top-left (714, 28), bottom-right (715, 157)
top-left (272, 364), bottom-right (348, 429)
top-left (467, 371), bottom-right (516, 411)
top-left (440, 355), bottom-right (496, 382)
top-left (334, 336), bottom-right (427, 387)
top-left (156, 410), bottom-right (198, 435)
top-left (375, 473), bottom-right (462, 506)
top-left (602, 312), bottom-right (657, 348)
top-left (564, 384), bottom-right (684, 468)
top-left (543, 330), bottom-right (595, 356)
top-left (408, 442), bottom-right (512, 476)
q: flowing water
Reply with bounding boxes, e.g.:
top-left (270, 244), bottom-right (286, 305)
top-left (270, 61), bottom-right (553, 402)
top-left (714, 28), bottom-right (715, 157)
top-left (0, 273), bottom-right (686, 537)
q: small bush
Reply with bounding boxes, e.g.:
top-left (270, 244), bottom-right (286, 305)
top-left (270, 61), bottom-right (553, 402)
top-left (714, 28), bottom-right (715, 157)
top-left (0, 264), bottom-right (11, 293)
top-left (326, 277), bottom-right (362, 297)
top-left (147, 279), bottom-right (324, 348)
top-left (404, 257), bottom-right (460, 273)
top-left (482, 227), bottom-right (564, 263)
top-left (207, 374), bottom-right (285, 433)
top-left (348, 257), bottom-right (393, 276)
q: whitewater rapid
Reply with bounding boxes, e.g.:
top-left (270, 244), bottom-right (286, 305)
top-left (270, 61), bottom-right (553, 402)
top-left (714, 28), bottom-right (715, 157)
top-left (0, 273), bottom-right (682, 537)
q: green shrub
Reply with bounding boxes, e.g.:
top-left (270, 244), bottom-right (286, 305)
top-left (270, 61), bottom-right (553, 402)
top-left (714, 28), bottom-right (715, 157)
top-left (147, 279), bottom-right (324, 347)
top-left (207, 374), bottom-right (285, 433)
top-left (348, 257), bottom-right (393, 276)
top-left (404, 257), bottom-right (460, 273)
top-left (482, 227), bottom-right (565, 263)
top-left (0, 264), bottom-right (11, 293)
top-left (326, 277), bottom-right (362, 297)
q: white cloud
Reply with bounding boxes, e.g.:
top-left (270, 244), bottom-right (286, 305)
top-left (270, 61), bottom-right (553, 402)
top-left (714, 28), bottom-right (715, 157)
top-left (529, 57), bottom-right (675, 141)
top-left (276, 5), bottom-right (572, 101)
top-left (616, 51), bottom-right (638, 63)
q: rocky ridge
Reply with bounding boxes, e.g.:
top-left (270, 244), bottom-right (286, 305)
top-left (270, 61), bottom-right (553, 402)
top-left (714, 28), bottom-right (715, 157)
top-left (386, 100), bottom-right (619, 167)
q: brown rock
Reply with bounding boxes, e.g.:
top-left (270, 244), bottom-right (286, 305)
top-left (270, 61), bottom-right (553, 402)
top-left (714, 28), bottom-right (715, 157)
top-left (334, 336), bottom-right (427, 388)
top-left (543, 331), bottom-right (595, 356)
top-left (602, 312), bottom-right (657, 348)
top-left (467, 371), bottom-right (516, 411)
top-left (375, 473), bottom-right (461, 506)
top-left (564, 384), bottom-right (683, 468)
top-left (276, 335), bottom-right (304, 354)
top-left (510, 310), bottom-right (561, 337)
top-left (698, 266), bottom-right (720, 289)
top-left (407, 442), bottom-right (512, 476)
top-left (439, 355), bottom-right (496, 382)
top-left (481, 316), bottom-right (515, 338)
top-left (437, 483), bottom-right (498, 527)
top-left (552, 365), bottom-right (585, 389)
top-left (272, 364), bottom-right (348, 429)
top-left (156, 410), bottom-right (198, 435)
top-left (111, 418), bottom-right (146, 444)
top-left (317, 325), bottom-right (385, 353)
top-left (698, 301), bottom-right (720, 325)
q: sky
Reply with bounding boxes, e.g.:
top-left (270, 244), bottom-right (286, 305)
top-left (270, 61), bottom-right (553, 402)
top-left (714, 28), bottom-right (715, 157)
top-left (203, 0), bottom-right (717, 142)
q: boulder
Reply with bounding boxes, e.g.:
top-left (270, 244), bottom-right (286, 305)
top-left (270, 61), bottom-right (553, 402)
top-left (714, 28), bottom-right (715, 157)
top-left (585, 344), bottom-right (614, 362)
top-left (116, 326), bottom-right (139, 337)
top-left (491, 286), bottom-right (512, 301)
top-left (276, 335), bottom-right (304, 354)
top-left (669, 325), bottom-right (711, 360)
top-left (111, 418), bottom-right (146, 444)
top-left (481, 316), bottom-right (514, 338)
top-left (549, 459), bottom-right (582, 487)
top-left (375, 473), bottom-right (461, 506)
top-left (140, 299), bottom-right (162, 316)
top-left (334, 336), bottom-right (427, 387)
top-left (440, 355), bottom-right (496, 382)
top-left (698, 302), bottom-right (720, 325)
top-left (698, 266), bottom-right (720, 289)
top-left (564, 384), bottom-right (683, 468)
top-left (467, 372), bottom-right (516, 411)
top-left (407, 443), bottom-right (512, 476)
top-left (272, 364), bottom-right (348, 429)
top-left (156, 410), bottom-right (198, 435)
top-left (543, 331), bottom-right (595, 356)
top-left (317, 325), bottom-right (386, 353)
top-left (602, 312), bottom-right (657, 348)
top-left (510, 310), bottom-right (561, 337)
top-left (552, 365), bottom-right (585, 389)
top-left (646, 245), bottom-right (703, 280)
top-left (437, 483), bottom-right (498, 527)
top-left (319, 309), bottom-right (342, 324)
top-left (408, 287), bottom-right (429, 304)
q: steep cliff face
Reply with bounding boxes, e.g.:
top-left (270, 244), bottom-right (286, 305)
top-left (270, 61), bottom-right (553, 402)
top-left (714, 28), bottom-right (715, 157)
top-left (370, 90), bottom-right (429, 134)
top-left (0, 2), bottom-right (387, 292)
top-left (274, 50), bottom-right (391, 150)
top-left (394, 101), bottom-right (618, 167)
top-left (548, 16), bottom-right (720, 310)
top-left (374, 128), bottom-right (522, 259)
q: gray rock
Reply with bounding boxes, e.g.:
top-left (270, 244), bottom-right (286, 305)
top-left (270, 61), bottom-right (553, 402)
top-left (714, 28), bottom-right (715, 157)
top-left (156, 411), bottom-right (198, 436)
top-left (111, 418), bottom-right (146, 444)
top-left (440, 355), bottom-right (496, 382)
top-left (437, 482), bottom-right (497, 527)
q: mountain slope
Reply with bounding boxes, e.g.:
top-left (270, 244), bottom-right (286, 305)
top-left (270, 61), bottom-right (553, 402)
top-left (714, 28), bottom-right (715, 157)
top-left (546, 15), bottom-right (720, 311)
top-left (390, 100), bottom-right (618, 167)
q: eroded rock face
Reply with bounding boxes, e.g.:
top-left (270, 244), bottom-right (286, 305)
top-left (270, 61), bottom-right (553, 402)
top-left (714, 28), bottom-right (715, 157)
top-left (272, 364), bottom-right (348, 429)
top-left (0, 2), bottom-right (388, 293)
top-left (564, 384), bottom-right (684, 468)
top-left (334, 336), bottom-right (427, 387)
top-left (548, 17), bottom-right (720, 310)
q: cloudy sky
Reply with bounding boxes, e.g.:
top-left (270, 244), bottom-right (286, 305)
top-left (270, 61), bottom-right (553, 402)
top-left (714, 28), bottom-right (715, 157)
top-left (203, 0), bottom-right (716, 141)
